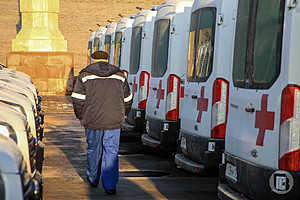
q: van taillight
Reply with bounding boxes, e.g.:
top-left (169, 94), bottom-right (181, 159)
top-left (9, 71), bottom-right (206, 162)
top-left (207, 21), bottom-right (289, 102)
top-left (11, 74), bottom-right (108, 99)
top-left (138, 71), bottom-right (150, 109)
top-left (279, 86), bottom-right (300, 171)
top-left (122, 70), bottom-right (128, 79)
top-left (211, 78), bottom-right (229, 139)
top-left (166, 75), bottom-right (180, 121)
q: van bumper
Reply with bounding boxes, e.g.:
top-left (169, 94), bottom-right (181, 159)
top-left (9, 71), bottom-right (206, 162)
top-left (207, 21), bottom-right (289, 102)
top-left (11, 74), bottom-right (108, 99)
top-left (179, 130), bottom-right (224, 171)
top-left (218, 153), bottom-right (300, 200)
top-left (122, 108), bottom-right (146, 134)
top-left (218, 183), bottom-right (249, 200)
top-left (142, 117), bottom-right (180, 150)
top-left (174, 153), bottom-right (205, 174)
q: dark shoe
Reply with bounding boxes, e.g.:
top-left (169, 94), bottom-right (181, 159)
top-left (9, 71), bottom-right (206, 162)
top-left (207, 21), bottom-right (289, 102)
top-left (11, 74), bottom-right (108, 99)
top-left (86, 177), bottom-right (98, 188)
top-left (105, 189), bottom-right (116, 195)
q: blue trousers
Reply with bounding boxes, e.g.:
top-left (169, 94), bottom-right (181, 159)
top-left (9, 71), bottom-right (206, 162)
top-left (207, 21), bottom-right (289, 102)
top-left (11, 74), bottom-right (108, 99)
top-left (85, 128), bottom-right (120, 190)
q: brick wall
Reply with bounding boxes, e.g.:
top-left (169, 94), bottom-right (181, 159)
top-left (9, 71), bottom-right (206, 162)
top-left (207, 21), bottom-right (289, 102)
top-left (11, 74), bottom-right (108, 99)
top-left (0, 0), bottom-right (164, 74)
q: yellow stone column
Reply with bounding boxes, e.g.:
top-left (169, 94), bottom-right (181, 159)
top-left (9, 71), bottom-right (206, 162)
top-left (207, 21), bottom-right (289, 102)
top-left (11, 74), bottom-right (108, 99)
top-left (12, 0), bottom-right (67, 52)
top-left (7, 0), bottom-right (74, 96)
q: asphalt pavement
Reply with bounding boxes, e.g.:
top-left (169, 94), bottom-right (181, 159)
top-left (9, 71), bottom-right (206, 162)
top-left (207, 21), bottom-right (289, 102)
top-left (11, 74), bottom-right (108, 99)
top-left (42, 97), bottom-right (218, 200)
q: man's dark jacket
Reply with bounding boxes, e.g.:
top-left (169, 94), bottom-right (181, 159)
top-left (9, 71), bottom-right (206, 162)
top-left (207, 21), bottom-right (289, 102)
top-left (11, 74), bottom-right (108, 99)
top-left (71, 61), bottom-right (132, 130)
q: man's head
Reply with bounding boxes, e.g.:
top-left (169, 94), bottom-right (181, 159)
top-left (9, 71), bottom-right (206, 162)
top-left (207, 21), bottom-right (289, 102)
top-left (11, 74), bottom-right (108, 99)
top-left (91, 51), bottom-right (109, 62)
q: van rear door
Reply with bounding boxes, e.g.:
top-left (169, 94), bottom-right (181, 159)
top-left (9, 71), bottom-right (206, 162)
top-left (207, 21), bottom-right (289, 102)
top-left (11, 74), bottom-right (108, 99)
top-left (147, 19), bottom-right (171, 121)
top-left (226, 0), bottom-right (285, 169)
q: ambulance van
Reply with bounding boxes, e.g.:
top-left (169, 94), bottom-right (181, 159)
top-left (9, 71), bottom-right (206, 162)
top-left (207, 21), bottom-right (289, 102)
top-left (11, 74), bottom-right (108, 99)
top-left (90, 26), bottom-right (107, 65)
top-left (174, 0), bottom-right (237, 174)
top-left (94, 26), bottom-right (107, 53)
top-left (0, 135), bottom-right (41, 200)
top-left (113, 17), bottom-right (134, 69)
top-left (0, 102), bottom-right (43, 194)
top-left (141, 0), bottom-right (193, 150)
top-left (104, 22), bottom-right (117, 64)
top-left (124, 8), bottom-right (157, 133)
top-left (218, 0), bottom-right (300, 200)
top-left (118, 15), bottom-right (136, 79)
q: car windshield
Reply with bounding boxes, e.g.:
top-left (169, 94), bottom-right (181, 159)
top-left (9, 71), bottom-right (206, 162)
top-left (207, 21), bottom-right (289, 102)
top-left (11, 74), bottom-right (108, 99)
top-left (232, 0), bottom-right (285, 89)
top-left (187, 8), bottom-right (216, 82)
top-left (151, 19), bottom-right (170, 77)
top-left (129, 26), bottom-right (142, 74)
top-left (113, 32), bottom-right (122, 67)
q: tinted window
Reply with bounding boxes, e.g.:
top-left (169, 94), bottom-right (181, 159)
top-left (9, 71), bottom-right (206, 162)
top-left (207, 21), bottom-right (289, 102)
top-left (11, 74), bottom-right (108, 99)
top-left (187, 8), bottom-right (216, 82)
top-left (113, 32), bottom-right (122, 67)
top-left (232, 0), bottom-right (250, 85)
top-left (233, 0), bottom-right (285, 89)
top-left (93, 37), bottom-right (100, 52)
top-left (129, 26), bottom-right (142, 74)
top-left (151, 19), bottom-right (170, 77)
top-left (104, 35), bottom-right (111, 60)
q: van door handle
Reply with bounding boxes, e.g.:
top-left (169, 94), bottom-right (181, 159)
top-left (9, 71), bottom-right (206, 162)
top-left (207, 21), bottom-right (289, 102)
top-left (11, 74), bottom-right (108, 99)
top-left (152, 87), bottom-right (157, 91)
top-left (245, 107), bottom-right (255, 113)
top-left (191, 95), bottom-right (198, 99)
top-left (129, 83), bottom-right (133, 85)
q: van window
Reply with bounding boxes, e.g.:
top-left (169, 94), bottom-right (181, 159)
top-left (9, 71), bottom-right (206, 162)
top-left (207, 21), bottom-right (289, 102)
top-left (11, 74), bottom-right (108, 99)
top-left (187, 8), bottom-right (216, 82)
top-left (88, 41), bottom-right (93, 59)
top-left (93, 37), bottom-right (100, 52)
top-left (151, 19), bottom-right (170, 77)
top-left (104, 35), bottom-right (111, 59)
top-left (113, 32), bottom-right (122, 67)
top-left (233, 0), bottom-right (285, 89)
top-left (129, 26), bottom-right (142, 74)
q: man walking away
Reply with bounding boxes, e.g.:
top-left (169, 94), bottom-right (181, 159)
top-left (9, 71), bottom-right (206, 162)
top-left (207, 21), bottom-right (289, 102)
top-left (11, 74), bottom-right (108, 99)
top-left (71, 51), bottom-right (132, 195)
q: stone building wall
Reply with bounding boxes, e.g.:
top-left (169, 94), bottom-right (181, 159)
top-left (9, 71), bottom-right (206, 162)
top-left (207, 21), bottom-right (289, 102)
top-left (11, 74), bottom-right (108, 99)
top-left (0, 0), bottom-right (164, 74)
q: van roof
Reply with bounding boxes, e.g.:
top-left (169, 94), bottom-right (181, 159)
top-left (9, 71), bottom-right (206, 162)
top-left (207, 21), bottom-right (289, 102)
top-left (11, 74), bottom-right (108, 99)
top-left (133, 9), bottom-right (157, 27)
top-left (156, 0), bottom-right (194, 20)
top-left (94, 27), bottom-right (107, 39)
top-left (192, 0), bottom-right (217, 12)
top-left (0, 104), bottom-right (27, 133)
top-left (105, 22), bottom-right (117, 35)
top-left (88, 31), bottom-right (96, 41)
top-left (116, 17), bottom-right (134, 32)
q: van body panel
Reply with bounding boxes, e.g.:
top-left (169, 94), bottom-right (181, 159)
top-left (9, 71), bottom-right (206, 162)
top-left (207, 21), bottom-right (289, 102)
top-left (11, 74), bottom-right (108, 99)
top-left (226, 0), bottom-right (288, 170)
top-left (126, 10), bottom-right (157, 129)
top-left (177, 0), bottom-right (237, 170)
top-left (144, 1), bottom-right (193, 149)
top-left (220, 1), bottom-right (300, 199)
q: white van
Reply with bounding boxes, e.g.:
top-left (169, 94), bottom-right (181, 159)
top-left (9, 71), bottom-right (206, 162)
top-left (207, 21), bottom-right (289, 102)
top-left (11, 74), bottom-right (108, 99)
top-left (0, 103), bottom-right (34, 174)
top-left (118, 15), bottom-right (136, 79)
top-left (104, 22), bottom-right (117, 64)
top-left (0, 135), bottom-right (41, 200)
top-left (89, 26), bottom-right (107, 65)
top-left (0, 64), bottom-right (33, 84)
top-left (87, 31), bottom-right (96, 65)
top-left (141, 0), bottom-right (193, 150)
top-left (94, 26), bottom-right (107, 53)
top-left (0, 86), bottom-right (44, 171)
top-left (174, 0), bottom-right (236, 174)
top-left (124, 8), bottom-right (157, 133)
top-left (113, 17), bottom-right (134, 69)
top-left (218, 1), bottom-right (299, 200)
